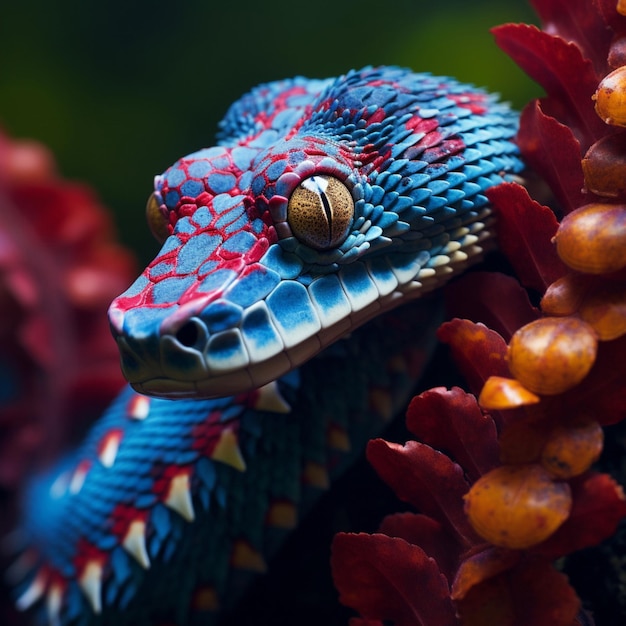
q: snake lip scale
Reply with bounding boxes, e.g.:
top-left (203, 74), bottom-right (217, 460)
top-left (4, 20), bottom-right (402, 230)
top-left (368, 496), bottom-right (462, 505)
top-left (10, 66), bottom-right (523, 625)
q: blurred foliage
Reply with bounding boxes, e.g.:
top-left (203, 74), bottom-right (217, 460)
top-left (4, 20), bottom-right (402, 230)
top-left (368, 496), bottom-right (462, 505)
top-left (0, 0), bottom-right (537, 263)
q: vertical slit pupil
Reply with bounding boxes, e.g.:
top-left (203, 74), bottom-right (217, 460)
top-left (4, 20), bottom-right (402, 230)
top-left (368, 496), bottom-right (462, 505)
top-left (318, 190), bottom-right (333, 242)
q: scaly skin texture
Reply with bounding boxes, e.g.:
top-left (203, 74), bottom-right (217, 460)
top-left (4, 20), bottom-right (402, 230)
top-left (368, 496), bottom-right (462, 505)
top-left (12, 67), bottom-right (522, 625)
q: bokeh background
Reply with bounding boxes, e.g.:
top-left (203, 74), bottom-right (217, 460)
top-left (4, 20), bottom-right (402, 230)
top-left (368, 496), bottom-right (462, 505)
top-left (0, 0), bottom-right (537, 265)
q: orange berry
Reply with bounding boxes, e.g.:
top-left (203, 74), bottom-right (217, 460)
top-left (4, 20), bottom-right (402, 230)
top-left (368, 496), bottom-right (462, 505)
top-left (579, 282), bottom-right (626, 340)
top-left (507, 318), bottom-right (598, 395)
top-left (609, 36), bottom-right (626, 68)
top-left (541, 274), bottom-right (592, 317)
top-left (594, 67), bottom-right (626, 126)
top-left (464, 464), bottom-right (571, 549)
top-left (478, 376), bottom-right (540, 410)
top-left (554, 203), bottom-right (626, 274)
top-left (541, 420), bottom-right (603, 479)
top-left (582, 134), bottom-right (626, 198)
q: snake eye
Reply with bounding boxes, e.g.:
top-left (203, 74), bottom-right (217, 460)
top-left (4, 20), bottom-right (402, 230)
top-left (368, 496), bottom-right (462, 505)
top-left (287, 175), bottom-right (354, 250)
top-left (146, 192), bottom-right (170, 244)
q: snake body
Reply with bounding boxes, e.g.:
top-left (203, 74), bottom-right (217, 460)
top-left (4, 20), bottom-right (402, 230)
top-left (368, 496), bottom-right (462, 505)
top-left (11, 66), bottom-right (522, 625)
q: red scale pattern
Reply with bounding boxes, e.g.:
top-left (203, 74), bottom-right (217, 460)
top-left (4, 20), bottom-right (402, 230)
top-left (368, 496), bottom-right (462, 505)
top-left (109, 504), bottom-right (148, 543)
top-left (447, 90), bottom-right (489, 114)
top-left (191, 410), bottom-right (241, 459)
top-left (72, 539), bottom-right (108, 578)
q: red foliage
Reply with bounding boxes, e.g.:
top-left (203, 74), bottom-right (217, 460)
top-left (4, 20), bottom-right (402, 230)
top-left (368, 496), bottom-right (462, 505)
top-left (332, 384), bottom-right (622, 624)
top-left (365, 437), bottom-right (477, 546)
top-left (444, 272), bottom-right (538, 341)
top-left (516, 103), bottom-right (587, 215)
top-left (492, 22), bottom-right (605, 151)
top-left (332, 533), bottom-right (458, 626)
top-left (332, 2), bottom-right (626, 624)
top-left (0, 130), bottom-right (136, 489)
top-left (528, 0), bottom-right (611, 75)
top-left (487, 183), bottom-right (566, 290)
top-left (456, 557), bottom-right (580, 626)
top-left (405, 387), bottom-right (499, 483)
top-left (436, 319), bottom-right (510, 396)
top-left (378, 513), bottom-right (461, 585)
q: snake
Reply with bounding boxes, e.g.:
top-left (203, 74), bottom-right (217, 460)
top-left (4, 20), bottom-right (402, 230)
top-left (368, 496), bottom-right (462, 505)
top-left (9, 66), bottom-right (522, 625)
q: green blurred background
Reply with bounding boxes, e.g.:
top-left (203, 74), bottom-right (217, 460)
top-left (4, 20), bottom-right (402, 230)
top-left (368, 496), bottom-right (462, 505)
top-left (0, 0), bottom-right (538, 264)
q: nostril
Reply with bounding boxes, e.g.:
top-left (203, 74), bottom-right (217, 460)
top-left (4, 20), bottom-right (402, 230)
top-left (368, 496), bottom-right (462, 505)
top-left (176, 321), bottom-right (200, 347)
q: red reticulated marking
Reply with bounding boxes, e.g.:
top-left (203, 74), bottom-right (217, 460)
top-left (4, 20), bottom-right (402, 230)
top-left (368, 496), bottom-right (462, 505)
top-left (358, 143), bottom-right (385, 167)
top-left (423, 137), bottom-right (466, 163)
top-left (365, 108), bottom-right (387, 125)
top-left (73, 539), bottom-right (108, 575)
top-left (20, 564), bottom-right (69, 609)
top-left (405, 116), bottom-right (440, 134)
top-left (191, 410), bottom-right (240, 457)
top-left (284, 106), bottom-right (313, 141)
top-left (126, 393), bottom-right (150, 420)
top-left (296, 138), bottom-right (331, 158)
top-left (117, 208), bottom-right (274, 313)
top-left (109, 504), bottom-right (149, 542)
top-left (175, 280), bottom-right (219, 307)
top-left (193, 191), bottom-right (214, 207)
top-left (46, 568), bottom-right (68, 595)
top-left (416, 129), bottom-right (444, 149)
top-left (97, 428), bottom-right (123, 464)
top-left (401, 123), bottom-right (466, 164)
top-left (176, 203), bottom-right (198, 219)
top-left (366, 78), bottom-right (405, 91)
top-left (159, 151), bottom-right (241, 214)
top-left (151, 464), bottom-right (193, 501)
top-left (69, 459), bottom-right (92, 494)
top-left (253, 85), bottom-right (310, 130)
top-left (218, 236), bottom-right (270, 265)
top-left (447, 92), bottom-right (489, 115)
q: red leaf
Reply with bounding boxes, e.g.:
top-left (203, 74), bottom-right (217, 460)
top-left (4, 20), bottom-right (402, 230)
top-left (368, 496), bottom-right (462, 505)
top-left (516, 104), bottom-right (587, 215)
top-left (379, 512), bottom-right (462, 584)
top-left (366, 438), bottom-right (479, 546)
top-left (331, 533), bottom-right (459, 626)
top-left (535, 472), bottom-right (626, 558)
top-left (561, 334), bottom-right (626, 425)
top-left (445, 272), bottom-right (539, 341)
top-left (488, 182), bottom-right (568, 291)
top-left (0, 131), bottom-right (136, 490)
top-left (436, 319), bottom-right (509, 397)
top-left (593, 0), bottom-right (626, 35)
top-left (529, 0), bottom-right (611, 76)
top-left (492, 23), bottom-right (605, 149)
top-left (455, 557), bottom-right (580, 626)
top-left (405, 387), bottom-right (499, 482)
top-left (451, 546), bottom-right (521, 601)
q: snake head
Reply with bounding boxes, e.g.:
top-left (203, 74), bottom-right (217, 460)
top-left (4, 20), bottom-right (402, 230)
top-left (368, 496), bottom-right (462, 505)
top-left (108, 67), bottom-right (522, 398)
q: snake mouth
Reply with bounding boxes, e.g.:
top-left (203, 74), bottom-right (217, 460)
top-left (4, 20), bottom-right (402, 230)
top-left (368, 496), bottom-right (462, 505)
top-left (118, 315), bottom-right (354, 399)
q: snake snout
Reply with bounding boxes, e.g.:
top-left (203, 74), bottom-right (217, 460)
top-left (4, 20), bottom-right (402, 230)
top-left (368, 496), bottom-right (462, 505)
top-left (173, 319), bottom-right (203, 348)
top-left (109, 302), bottom-right (214, 394)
